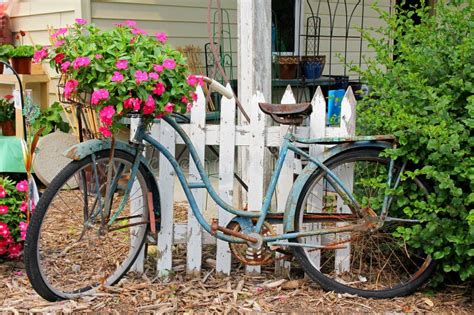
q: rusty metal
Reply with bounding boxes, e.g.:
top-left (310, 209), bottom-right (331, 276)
top-left (266, 212), bottom-right (357, 223)
top-left (229, 221), bottom-right (276, 266)
top-left (258, 102), bottom-right (312, 125)
top-left (211, 218), bottom-right (219, 235)
top-left (215, 224), bottom-right (259, 243)
top-left (147, 192), bottom-right (156, 234)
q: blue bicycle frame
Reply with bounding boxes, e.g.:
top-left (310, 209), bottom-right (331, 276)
top-left (114, 114), bottom-right (379, 245)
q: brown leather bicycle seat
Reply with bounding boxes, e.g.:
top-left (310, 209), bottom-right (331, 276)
top-left (258, 102), bottom-right (312, 125)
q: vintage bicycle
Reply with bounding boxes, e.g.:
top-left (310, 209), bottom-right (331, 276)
top-left (24, 76), bottom-right (435, 301)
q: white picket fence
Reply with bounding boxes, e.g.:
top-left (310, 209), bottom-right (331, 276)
top-left (133, 84), bottom-right (357, 276)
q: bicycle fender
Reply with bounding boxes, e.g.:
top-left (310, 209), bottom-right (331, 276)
top-left (283, 141), bottom-right (392, 233)
top-left (64, 139), bottom-right (161, 231)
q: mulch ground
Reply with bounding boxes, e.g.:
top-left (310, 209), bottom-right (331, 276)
top-left (0, 246), bottom-right (472, 314)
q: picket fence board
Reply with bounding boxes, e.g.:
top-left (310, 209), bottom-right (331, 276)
top-left (131, 85), bottom-right (357, 277)
top-left (216, 83), bottom-right (237, 275)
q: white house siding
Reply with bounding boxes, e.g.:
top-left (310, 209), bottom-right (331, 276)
top-left (90, 0), bottom-right (238, 77)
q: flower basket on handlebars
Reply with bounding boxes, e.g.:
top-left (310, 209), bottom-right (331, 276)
top-left (36, 19), bottom-right (199, 138)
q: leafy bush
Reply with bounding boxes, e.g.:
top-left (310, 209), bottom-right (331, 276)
top-left (353, 1), bottom-right (473, 282)
top-left (0, 44), bottom-right (14, 61)
top-left (0, 177), bottom-right (30, 259)
top-left (32, 102), bottom-right (70, 136)
top-left (10, 45), bottom-right (36, 58)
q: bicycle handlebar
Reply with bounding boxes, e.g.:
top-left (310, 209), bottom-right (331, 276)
top-left (197, 76), bottom-right (234, 99)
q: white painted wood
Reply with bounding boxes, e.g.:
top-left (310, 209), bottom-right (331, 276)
top-left (275, 86), bottom-right (296, 276)
top-left (156, 120), bottom-right (175, 278)
top-left (216, 84), bottom-right (237, 275)
top-left (305, 87), bottom-right (327, 268)
top-left (186, 85), bottom-right (206, 276)
top-left (334, 87), bottom-right (357, 273)
top-left (244, 92), bottom-right (267, 274)
top-left (130, 179), bottom-right (145, 273)
top-left (174, 223), bottom-right (215, 245)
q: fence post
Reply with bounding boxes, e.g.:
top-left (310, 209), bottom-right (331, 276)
top-left (245, 91), bottom-right (266, 274)
top-left (335, 86), bottom-right (356, 273)
top-left (216, 84), bottom-right (237, 275)
top-left (186, 85), bottom-right (206, 276)
top-left (156, 120), bottom-right (176, 278)
top-left (275, 85), bottom-right (296, 277)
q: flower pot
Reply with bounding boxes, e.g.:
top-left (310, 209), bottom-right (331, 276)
top-left (278, 56), bottom-right (299, 79)
top-left (1, 120), bottom-right (15, 136)
top-left (301, 55), bottom-right (326, 79)
top-left (10, 57), bottom-right (32, 74)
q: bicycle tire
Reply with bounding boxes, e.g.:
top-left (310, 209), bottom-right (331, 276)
top-left (25, 149), bottom-right (152, 301)
top-left (292, 147), bottom-right (436, 298)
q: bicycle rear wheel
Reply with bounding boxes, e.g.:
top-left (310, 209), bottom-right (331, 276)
top-left (25, 150), bottom-right (151, 301)
top-left (293, 148), bottom-right (435, 298)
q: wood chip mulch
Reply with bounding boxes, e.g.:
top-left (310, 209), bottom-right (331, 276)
top-left (0, 249), bottom-right (472, 314)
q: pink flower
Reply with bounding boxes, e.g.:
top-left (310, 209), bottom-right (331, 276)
top-left (0, 222), bottom-right (10, 239)
top-left (61, 61), bottom-right (71, 73)
top-left (181, 96), bottom-right (189, 104)
top-left (95, 54), bottom-right (103, 59)
top-left (54, 40), bottom-right (65, 47)
top-left (156, 113), bottom-right (164, 119)
top-left (20, 201), bottom-right (27, 213)
top-left (33, 48), bottom-right (48, 63)
top-left (155, 32), bottom-right (167, 43)
top-left (75, 18), bottom-right (87, 25)
top-left (130, 37), bottom-right (136, 45)
top-left (16, 180), bottom-right (28, 192)
top-left (0, 186), bottom-right (6, 198)
top-left (131, 28), bottom-right (147, 35)
top-left (52, 28), bottom-right (67, 38)
top-left (143, 95), bottom-right (156, 115)
top-left (99, 106), bottom-right (115, 126)
top-left (152, 82), bottom-right (166, 96)
top-left (149, 72), bottom-right (159, 80)
top-left (116, 59), bottom-right (128, 70)
top-left (0, 239), bottom-right (8, 255)
top-left (19, 222), bottom-right (28, 240)
top-left (153, 64), bottom-right (164, 73)
top-left (111, 71), bottom-right (124, 82)
top-left (191, 92), bottom-right (198, 102)
top-left (99, 126), bottom-right (112, 138)
top-left (125, 20), bottom-right (137, 27)
top-left (186, 103), bottom-right (193, 112)
top-left (73, 56), bottom-right (91, 69)
top-left (164, 102), bottom-right (174, 113)
top-left (91, 89), bottom-right (110, 105)
top-left (54, 53), bottom-right (65, 64)
top-left (187, 75), bottom-right (204, 87)
top-left (8, 243), bottom-right (22, 258)
top-left (163, 59), bottom-right (176, 70)
top-left (123, 98), bottom-right (142, 111)
top-left (134, 70), bottom-right (148, 84)
top-left (0, 205), bottom-right (8, 215)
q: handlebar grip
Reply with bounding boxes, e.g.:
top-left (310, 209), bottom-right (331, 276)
top-left (209, 80), bottom-right (234, 99)
top-left (197, 75), bottom-right (234, 99)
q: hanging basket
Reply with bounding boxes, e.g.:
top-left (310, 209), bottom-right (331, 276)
top-left (57, 74), bottom-right (91, 107)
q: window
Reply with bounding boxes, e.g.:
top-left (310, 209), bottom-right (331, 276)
top-left (272, 0), bottom-right (302, 54)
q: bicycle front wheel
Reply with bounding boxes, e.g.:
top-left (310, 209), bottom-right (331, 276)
top-left (293, 148), bottom-right (435, 298)
top-left (25, 150), bottom-right (151, 301)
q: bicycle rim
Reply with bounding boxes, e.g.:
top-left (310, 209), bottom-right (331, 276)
top-left (293, 148), bottom-right (434, 297)
top-left (31, 151), bottom-right (149, 299)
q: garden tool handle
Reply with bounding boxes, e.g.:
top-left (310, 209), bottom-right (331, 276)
top-left (198, 76), bottom-right (234, 99)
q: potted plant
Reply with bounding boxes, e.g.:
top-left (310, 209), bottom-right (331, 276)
top-left (32, 102), bottom-right (70, 136)
top-left (10, 45), bottom-right (36, 74)
top-left (301, 55), bottom-right (326, 80)
top-left (0, 94), bottom-right (15, 136)
top-left (277, 55), bottom-right (299, 79)
top-left (0, 177), bottom-right (30, 259)
top-left (37, 19), bottom-right (196, 138)
top-left (0, 44), bottom-right (13, 74)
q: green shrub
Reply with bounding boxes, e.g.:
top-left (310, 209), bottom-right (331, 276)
top-left (32, 102), bottom-right (70, 136)
top-left (10, 45), bottom-right (36, 58)
top-left (353, 1), bottom-right (473, 282)
top-left (0, 44), bottom-right (14, 61)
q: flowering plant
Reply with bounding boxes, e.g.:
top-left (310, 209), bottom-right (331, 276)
top-left (0, 177), bottom-right (31, 259)
top-left (35, 19), bottom-right (200, 137)
top-left (0, 94), bottom-right (14, 122)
